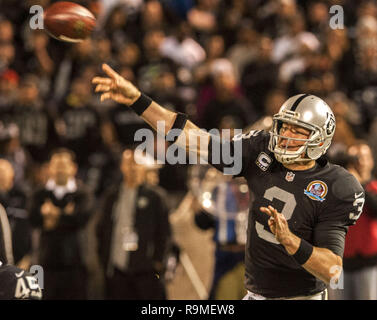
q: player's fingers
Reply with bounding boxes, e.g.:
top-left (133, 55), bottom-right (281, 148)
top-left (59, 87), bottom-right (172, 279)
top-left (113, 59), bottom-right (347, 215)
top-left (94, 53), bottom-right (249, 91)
top-left (121, 97), bottom-right (135, 105)
top-left (268, 206), bottom-right (282, 222)
top-left (102, 64), bottom-right (119, 80)
top-left (268, 206), bottom-right (277, 215)
top-left (92, 77), bottom-right (112, 85)
top-left (268, 218), bottom-right (276, 234)
top-left (95, 84), bottom-right (111, 93)
top-left (260, 207), bottom-right (273, 217)
top-left (100, 92), bottom-right (112, 102)
top-left (268, 206), bottom-right (285, 229)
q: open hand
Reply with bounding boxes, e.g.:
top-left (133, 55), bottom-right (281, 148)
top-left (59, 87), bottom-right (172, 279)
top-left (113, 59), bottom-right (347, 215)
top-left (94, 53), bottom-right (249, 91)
top-left (41, 200), bottom-right (60, 230)
top-left (260, 205), bottom-right (293, 246)
top-left (64, 202), bottom-right (75, 216)
top-left (92, 64), bottom-right (140, 106)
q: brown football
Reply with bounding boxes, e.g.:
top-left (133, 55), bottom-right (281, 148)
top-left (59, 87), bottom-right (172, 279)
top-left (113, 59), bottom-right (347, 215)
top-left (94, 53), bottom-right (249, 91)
top-left (44, 1), bottom-right (96, 43)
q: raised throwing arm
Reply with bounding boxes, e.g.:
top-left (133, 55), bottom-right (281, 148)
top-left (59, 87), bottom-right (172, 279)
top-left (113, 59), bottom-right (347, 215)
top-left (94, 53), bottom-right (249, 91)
top-left (92, 64), bottom-right (211, 159)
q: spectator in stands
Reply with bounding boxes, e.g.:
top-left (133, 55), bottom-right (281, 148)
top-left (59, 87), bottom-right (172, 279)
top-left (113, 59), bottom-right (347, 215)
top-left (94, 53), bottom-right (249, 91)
top-left (12, 74), bottom-right (58, 167)
top-left (247, 89), bottom-right (288, 132)
top-left (57, 77), bottom-right (102, 167)
top-left (201, 59), bottom-right (256, 130)
top-left (330, 142), bottom-right (377, 300)
top-left (160, 21), bottom-right (206, 69)
top-left (306, 1), bottom-right (329, 40)
top-left (187, 0), bottom-right (220, 36)
top-left (0, 69), bottom-right (18, 110)
top-left (0, 42), bottom-right (15, 73)
top-left (30, 148), bottom-right (94, 299)
top-left (117, 42), bottom-right (142, 74)
top-left (96, 148), bottom-right (171, 299)
top-left (0, 122), bottom-right (28, 188)
top-left (226, 21), bottom-right (258, 81)
top-left (241, 35), bottom-right (278, 116)
top-left (141, 0), bottom-right (168, 35)
top-left (255, 0), bottom-right (300, 38)
top-left (193, 170), bottom-right (247, 300)
top-left (326, 92), bottom-right (360, 158)
top-left (0, 19), bottom-right (14, 43)
top-left (0, 159), bottom-right (31, 269)
top-left (103, 5), bottom-right (130, 52)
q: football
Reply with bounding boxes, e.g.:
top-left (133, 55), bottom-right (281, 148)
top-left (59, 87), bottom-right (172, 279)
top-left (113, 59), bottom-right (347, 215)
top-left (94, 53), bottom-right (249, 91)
top-left (43, 1), bottom-right (96, 43)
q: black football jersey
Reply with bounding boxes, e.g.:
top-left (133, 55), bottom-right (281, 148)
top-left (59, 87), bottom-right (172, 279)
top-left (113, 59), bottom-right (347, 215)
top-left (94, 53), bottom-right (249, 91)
top-left (58, 104), bottom-right (102, 165)
top-left (0, 263), bottom-right (42, 300)
top-left (207, 130), bottom-right (365, 298)
top-left (11, 105), bottom-right (58, 163)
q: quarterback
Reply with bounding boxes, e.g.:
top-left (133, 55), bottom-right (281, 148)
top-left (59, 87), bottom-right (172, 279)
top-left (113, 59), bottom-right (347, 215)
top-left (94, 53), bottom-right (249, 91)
top-left (92, 64), bottom-right (365, 300)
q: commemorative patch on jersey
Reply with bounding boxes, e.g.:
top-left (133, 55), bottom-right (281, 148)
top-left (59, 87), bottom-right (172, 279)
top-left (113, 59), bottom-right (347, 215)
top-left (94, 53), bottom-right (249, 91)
top-left (304, 180), bottom-right (328, 202)
top-left (255, 152), bottom-right (272, 172)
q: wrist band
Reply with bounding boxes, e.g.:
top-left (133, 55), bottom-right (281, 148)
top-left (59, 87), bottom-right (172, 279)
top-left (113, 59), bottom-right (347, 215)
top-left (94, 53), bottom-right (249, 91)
top-left (166, 112), bottom-right (189, 144)
top-left (291, 239), bottom-right (313, 265)
top-left (130, 93), bottom-right (152, 116)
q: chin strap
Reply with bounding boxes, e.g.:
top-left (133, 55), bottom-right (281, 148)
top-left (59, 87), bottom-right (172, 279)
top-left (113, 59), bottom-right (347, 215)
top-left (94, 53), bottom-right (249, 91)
top-left (275, 151), bottom-right (313, 165)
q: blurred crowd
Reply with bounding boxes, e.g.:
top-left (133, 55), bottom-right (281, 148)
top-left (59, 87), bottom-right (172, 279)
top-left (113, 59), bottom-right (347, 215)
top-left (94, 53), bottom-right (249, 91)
top-left (1, 0), bottom-right (377, 299)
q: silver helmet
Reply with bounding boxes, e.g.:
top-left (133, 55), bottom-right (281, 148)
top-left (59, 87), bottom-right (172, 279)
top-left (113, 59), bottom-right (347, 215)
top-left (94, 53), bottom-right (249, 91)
top-left (268, 94), bottom-right (336, 164)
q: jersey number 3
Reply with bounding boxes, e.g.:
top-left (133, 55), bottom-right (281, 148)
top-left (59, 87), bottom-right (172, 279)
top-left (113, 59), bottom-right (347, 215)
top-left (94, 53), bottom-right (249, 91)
top-left (256, 186), bottom-right (297, 244)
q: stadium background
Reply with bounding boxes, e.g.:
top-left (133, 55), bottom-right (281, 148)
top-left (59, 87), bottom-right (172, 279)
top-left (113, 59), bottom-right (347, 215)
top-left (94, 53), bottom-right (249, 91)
top-left (1, 0), bottom-right (377, 299)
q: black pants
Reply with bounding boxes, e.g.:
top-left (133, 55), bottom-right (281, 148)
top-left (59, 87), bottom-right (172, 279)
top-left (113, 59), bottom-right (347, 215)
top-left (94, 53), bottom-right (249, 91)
top-left (43, 267), bottom-right (87, 300)
top-left (105, 268), bottom-right (166, 300)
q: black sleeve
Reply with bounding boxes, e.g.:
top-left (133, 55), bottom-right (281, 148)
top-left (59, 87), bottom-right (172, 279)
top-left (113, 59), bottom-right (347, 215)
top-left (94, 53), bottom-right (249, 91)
top-left (313, 172), bottom-right (365, 257)
top-left (313, 220), bottom-right (348, 258)
top-left (207, 129), bottom-right (268, 177)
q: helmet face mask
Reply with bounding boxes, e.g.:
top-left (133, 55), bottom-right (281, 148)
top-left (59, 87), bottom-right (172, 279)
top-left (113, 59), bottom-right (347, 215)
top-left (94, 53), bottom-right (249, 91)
top-left (268, 94), bottom-right (336, 165)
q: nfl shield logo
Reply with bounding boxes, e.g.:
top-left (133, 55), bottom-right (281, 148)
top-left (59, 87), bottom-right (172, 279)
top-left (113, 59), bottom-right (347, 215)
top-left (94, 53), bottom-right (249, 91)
top-left (285, 172), bottom-right (295, 182)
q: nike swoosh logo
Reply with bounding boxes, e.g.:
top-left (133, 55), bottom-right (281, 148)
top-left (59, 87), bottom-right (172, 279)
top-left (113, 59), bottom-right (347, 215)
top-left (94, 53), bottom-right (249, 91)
top-left (355, 192), bottom-right (363, 198)
top-left (15, 271), bottom-right (24, 278)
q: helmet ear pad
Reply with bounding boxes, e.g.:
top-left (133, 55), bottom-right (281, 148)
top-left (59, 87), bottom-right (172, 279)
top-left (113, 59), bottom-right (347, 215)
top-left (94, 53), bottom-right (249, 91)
top-left (307, 145), bottom-right (322, 160)
top-left (307, 137), bottom-right (331, 160)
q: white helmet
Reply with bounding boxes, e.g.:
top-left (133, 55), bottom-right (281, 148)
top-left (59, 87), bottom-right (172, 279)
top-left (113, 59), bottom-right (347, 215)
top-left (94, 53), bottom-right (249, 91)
top-left (268, 94), bottom-right (336, 164)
